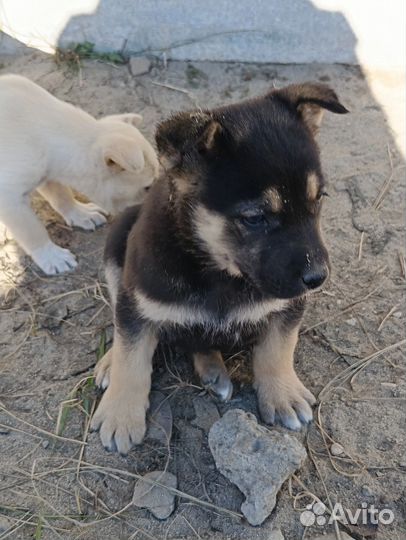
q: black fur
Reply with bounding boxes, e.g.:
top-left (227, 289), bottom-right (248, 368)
top-left (105, 82), bottom-right (347, 353)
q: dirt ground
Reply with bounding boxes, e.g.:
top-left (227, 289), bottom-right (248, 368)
top-left (0, 51), bottom-right (405, 540)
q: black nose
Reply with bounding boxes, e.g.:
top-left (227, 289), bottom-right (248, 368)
top-left (302, 267), bottom-right (328, 289)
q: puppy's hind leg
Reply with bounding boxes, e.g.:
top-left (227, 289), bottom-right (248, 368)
top-left (194, 350), bottom-right (233, 401)
top-left (37, 181), bottom-right (107, 231)
top-left (0, 190), bottom-right (77, 275)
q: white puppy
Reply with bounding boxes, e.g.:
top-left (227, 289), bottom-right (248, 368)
top-left (0, 74), bottom-right (159, 275)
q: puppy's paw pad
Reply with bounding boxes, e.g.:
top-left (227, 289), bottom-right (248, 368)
top-left (64, 202), bottom-right (108, 230)
top-left (91, 389), bottom-right (147, 454)
top-left (31, 243), bottom-right (77, 275)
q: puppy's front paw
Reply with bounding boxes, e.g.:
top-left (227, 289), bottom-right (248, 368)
top-left (255, 373), bottom-right (316, 431)
top-left (64, 202), bottom-right (107, 231)
top-left (91, 387), bottom-right (147, 455)
top-left (31, 242), bottom-right (77, 275)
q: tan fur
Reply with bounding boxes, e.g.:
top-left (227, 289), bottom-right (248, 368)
top-left (253, 320), bottom-right (316, 430)
top-left (299, 103), bottom-right (325, 135)
top-left (104, 261), bottom-right (122, 309)
top-left (193, 205), bottom-right (242, 277)
top-left (202, 121), bottom-right (222, 150)
top-left (194, 350), bottom-right (233, 401)
top-left (265, 187), bottom-right (283, 213)
top-left (91, 328), bottom-right (158, 454)
top-left (306, 172), bottom-right (319, 202)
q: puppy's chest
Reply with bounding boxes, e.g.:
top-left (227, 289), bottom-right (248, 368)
top-left (135, 284), bottom-right (287, 351)
top-left (158, 317), bottom-right (267, 352)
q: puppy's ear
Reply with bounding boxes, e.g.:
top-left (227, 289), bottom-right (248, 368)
top-left (272, 82), bottom-right (348, 135)
top-left (156, 112), bottom-right (222, 169)
top-left (101, 113), bottom-right (143, 127)
top-left (103, 134), bottom-right (145, 172)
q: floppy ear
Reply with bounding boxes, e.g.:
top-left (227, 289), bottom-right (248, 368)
top-left (103, 134), bottom-right (145, 172)
top-left (272, 82), bottom-right (348, 135)
top-left (155, 111), bottom-right (222, 170)
top-left (102, 113), bottom-right (143, 127)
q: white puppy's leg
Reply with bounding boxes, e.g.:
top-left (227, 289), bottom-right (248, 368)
top-left (37, 181), bottom-right (107, 231)
top-left (0, 192), bottom-right (77, 275)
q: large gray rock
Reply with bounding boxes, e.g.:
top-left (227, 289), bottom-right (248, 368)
top-left (132, 470), bottom-right (177, 520)
top-left (208, 409), bottom-right (306, 526)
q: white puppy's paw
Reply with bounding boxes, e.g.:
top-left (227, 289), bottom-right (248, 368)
top-left (31, 242), bottom-right (78, 275)
top-left (63, 202), bottom-right (107, 231)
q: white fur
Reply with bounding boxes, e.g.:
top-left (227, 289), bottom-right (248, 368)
top-left (0, 74), bottom-right (159, 275)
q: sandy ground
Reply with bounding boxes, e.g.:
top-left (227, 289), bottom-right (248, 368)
top-left (0, 51), bottom-right (405, 540)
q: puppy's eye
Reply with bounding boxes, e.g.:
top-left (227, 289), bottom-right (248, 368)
top-left (240, 214), bottom-right (266, 227)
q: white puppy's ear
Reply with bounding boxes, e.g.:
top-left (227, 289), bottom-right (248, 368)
top-left (102, 113), bottom-right (143, 127)
top-left (103, 135), bottom-right (145, 172)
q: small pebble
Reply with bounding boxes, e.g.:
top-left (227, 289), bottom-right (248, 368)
top-left (361, 484), bottom-right (374, 497)
top-left (330, 442), bottom-right (344, 456)
top-left (129, 56), bottom-right (151, 77)
top-left (345, 317), bottom-right (357, 326)
top-left (42, 439), bottom-right (50, 449)
top-left (132, 471), bottom-right (177, 520)
top-left (399, 461), bottom-right (406, 468)
top-left (269, 529), bottom-right (285, 540)
top-left (0, 516), bottom-right (12, 533)
top-left (393, 311), bottom-right (402, 318)
top-left (380, 493), bottom-right (390, 504)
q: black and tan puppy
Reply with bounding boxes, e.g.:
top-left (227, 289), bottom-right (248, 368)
top-left (91, 82), bottom-right (348, 455)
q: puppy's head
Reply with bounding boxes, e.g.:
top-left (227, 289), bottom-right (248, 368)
top-left (94, 114), bottom-right (159, 214)
top-left (156, 82), bottom-right (348, 299)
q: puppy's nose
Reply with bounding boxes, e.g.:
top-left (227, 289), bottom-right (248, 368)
top-left (302, 266), bottom-right (328, 290)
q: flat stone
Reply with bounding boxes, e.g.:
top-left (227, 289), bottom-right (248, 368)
top-left (191, 396), bottom-right (220, 432)
top-left (129, 56), bottom-right (151, 76)
top-left (132, 470), bottom-right (177, 520)
top-left (146, 391), bottom-right (173, 445)
top-left (208, 409), bottom-right (307, 526)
